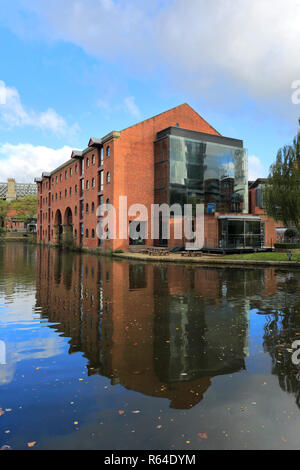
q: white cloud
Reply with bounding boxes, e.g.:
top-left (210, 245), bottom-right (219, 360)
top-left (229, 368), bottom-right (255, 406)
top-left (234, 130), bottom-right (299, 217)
top-left (124, 96), bottom-right (140, 119)
top-left (0, 80), bottom-right (78, 135)
top-left (248, 155), bottom-right (268, 181)
top-left (0, 142), bottom-right (73, 182)
top-left (9, 0), bottom-right (300, 105)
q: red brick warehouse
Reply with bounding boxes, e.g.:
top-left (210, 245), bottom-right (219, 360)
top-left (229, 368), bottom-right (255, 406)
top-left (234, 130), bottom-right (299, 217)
top-left (35, 103), bottom-right (278, 251)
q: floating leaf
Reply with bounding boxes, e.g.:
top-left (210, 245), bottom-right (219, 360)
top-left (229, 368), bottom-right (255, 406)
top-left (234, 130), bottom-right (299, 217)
top-left (27, 442), bottom-right (36, 448)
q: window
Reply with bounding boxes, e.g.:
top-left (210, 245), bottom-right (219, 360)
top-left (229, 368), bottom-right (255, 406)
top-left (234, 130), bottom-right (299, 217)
top-left (75, 184), bottom-right (77, 193)
top-left (86, 180), bottom-right (89, 190)
top-left (92, 229), bottom-right (95, 239)
top-left (70, 167), bottom-right (72, 176)
top-left (100, 148), bottom-right (104, 166)
top-left (92, 154), bottom-right (95, 165)
top-left (69, 187), bottom-right (72, 196)
top-left (92, 177), bottom-right (95, 188)
top-left (91, 202), bottom-right (95, 213)
top-left (106, 172), bottom-right (111, 184)
top-left (106, 146), bottom-right (110, 157)
top-left (60, 174), bottom-right (62, 182)
top-left (86, 203), bottom-right (89, 213)
top-left (106, 198), bottom-right (110, 205)
top-left (65, 189), bottom-right (67, 198)
top-left (86, 157), bottom-right (89, 168)
top-left (74, 229), bottom-right (77, 239)
top-left (99, 171), bottom-right (103, 191)
top-left (75, 165), bottom-right (78, 174)
top-left (75, 206), bottom-right (77, 216)
top-left (59, 192), bottom-right (61, 199)
top-left (65, 170), bottom-right (67, 179)
top-left (56, 176), bottom-right (58, 183)
top-left (86, 229), bottom-right (89, 238)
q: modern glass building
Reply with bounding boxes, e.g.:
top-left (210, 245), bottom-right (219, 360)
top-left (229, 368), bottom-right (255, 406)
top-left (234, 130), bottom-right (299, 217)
top-left (154, 127), bottom-right (265, 249)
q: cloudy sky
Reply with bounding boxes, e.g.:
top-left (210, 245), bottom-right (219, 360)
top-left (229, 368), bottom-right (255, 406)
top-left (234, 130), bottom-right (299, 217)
top-left (0, 0), bottom-right (300, 182)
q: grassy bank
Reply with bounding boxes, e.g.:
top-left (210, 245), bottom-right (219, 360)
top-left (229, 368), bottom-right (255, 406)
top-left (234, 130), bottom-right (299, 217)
top-left (225, 251), bottom-right (300, 262)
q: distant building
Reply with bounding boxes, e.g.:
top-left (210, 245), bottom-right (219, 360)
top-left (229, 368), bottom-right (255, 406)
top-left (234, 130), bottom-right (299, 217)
top-left (0, 178), bottom-right (37, 202)
top-left (0, 178), bottom-right (37, 232)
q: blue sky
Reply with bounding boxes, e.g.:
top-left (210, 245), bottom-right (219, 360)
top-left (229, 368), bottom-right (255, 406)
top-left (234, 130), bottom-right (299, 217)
top-left (0, 0), bottom-right (300, 182)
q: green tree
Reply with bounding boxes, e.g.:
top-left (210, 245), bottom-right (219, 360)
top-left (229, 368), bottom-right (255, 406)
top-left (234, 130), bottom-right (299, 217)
top-left (0, 199), bottom-right (8, 224)
top-left (9, 195), bottom-right (37, 222)
top-left (264, 121), bottom-right (300, 233)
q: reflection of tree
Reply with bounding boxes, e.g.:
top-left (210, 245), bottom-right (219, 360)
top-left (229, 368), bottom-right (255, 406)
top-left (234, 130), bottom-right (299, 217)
top-left (259, 271), bottom-right (300, 408)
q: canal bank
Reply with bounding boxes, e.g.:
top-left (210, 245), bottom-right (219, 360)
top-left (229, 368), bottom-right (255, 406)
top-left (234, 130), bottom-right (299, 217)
top-left (111, 251), bottom-right (300, 268)
top-left (2, 238), bottom-right (300, 268)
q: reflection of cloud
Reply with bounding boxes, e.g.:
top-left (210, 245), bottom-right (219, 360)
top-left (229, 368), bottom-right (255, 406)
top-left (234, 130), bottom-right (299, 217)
top-left (0, 362), bottom-right (16, 385)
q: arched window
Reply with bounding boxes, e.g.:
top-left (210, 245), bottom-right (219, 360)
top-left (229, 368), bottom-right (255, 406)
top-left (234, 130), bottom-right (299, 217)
top-left (86, 229), bottom-right (89, 239)
top-left (86, 203), bottom-right (89, 213)
top-left (75, 206), bottom-right (77, 216)
top-left (91, 202), bottom-right (95, 213)
top-left (86, 180), bottom-right (89, 190)
top-left (86, 157), bottom-right (89, 168)
top-left (74, 229), bottom-right (77, 239)
top-left (106, 198), bottom-right (110, 205)
top-left (106, 146), bottom-right (110, 157)
top-left (106, 172), bottom-right (110, 184)
top-left (92, 177), bottom-right (95, 188)
top-left (92, 229), bottom-right (95, 239)
top-left (92, 154), bottom-right (95, 165)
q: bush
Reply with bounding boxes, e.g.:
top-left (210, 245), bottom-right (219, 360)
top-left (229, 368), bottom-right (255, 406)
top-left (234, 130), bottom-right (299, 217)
top-left (274, 243), bottom-right (300, 249)
top-left (114, 249), bottom-right (124, 253)
top-left (284, 228), bottom-right (299, 240)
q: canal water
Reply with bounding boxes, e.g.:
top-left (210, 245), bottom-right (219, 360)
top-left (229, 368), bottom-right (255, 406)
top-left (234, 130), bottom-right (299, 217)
top-left (1, 243), bottom-right (300, 450)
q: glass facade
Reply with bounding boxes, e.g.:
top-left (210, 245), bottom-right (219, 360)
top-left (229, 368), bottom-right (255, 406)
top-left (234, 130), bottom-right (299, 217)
top-left (167, 135), bottom-right (248, 214)
top-left (218, 218), bottom-right (265, 249)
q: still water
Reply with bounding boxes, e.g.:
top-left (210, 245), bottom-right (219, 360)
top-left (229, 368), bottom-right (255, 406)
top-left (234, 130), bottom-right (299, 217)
top-left (1, 243), bottom-right (300, 450)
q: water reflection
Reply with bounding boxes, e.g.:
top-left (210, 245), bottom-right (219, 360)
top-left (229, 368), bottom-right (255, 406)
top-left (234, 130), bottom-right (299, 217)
top-left (252, 271), bottom-right (300, 409)
top-left (34, 247), bottom-right (260, 409)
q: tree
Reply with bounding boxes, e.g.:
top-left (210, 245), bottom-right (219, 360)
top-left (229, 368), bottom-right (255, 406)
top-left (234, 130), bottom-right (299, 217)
top-left (0, 199), bottom-right (8, 226)
top-left (9, 195), bottom-right (37, 222)
top-left (264, 121), bottom-right (300, 233)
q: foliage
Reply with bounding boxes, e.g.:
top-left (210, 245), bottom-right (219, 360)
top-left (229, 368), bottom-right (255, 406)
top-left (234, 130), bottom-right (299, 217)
top-left (61, 231), bottom-right (75, 250)
top-left (9, 195), bottom-right (37, 222)
top-left (264, 122), bottom-right (300, 232)
top-left (0, 199), bottom-right (8, 221)
top-left (274, 243), bottom-right (300, 249)
top-left (284, 228), bottom-right (299, 240)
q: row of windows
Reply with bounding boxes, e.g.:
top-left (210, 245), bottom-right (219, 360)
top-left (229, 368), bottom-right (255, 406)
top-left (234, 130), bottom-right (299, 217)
top-left (40, 145), bottom-right (111, 192)
top-left (40, 228), bottom-right (96, 239)
top-left (40, 172), bottom-right (111, 206)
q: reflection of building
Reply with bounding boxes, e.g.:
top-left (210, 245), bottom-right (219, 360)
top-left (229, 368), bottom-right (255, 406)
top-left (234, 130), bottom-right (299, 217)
top-left (35, 103), bottom-right (275, 251)
top-left (35, 248), bottom-right (253, 409)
